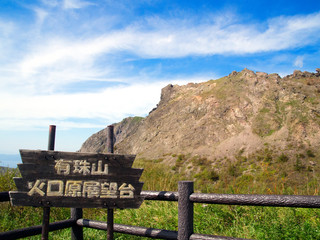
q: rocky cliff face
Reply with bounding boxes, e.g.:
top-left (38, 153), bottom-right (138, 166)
top-left (80, 68), bottom-right (320, 164)
top-left (79, 116), bottom-right (144, 153)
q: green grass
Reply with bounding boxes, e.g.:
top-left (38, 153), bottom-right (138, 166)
top-left (1, 154), bottom-right (320, 239)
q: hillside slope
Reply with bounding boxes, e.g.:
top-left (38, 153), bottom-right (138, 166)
top-left (80, 68), bottom-right (320, 164)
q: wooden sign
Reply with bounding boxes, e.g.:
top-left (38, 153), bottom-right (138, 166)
top-left (9, 150), bottom-right (144, 209)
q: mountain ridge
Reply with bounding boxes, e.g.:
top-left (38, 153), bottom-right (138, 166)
top-left (80, 68), bottom-right (320, 165)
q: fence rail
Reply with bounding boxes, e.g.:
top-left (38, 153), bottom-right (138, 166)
top-left (1, 181), bottom-right (320, 240)
top-left (189, 192), bottom-right (320, 208)
top-left (0, 219), bottom-right (75, 240)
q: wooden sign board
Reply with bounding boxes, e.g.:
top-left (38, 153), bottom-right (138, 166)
top-left (9, 150), bottom-right (144, 209)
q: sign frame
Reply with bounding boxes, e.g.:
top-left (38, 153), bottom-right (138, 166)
top-left (9, 150), bottom-right (144, 209)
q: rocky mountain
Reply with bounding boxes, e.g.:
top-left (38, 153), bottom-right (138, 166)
top-left (79, 116), bottom-right (144, 153)
top-left (80, 68), bottom-right (320, 165)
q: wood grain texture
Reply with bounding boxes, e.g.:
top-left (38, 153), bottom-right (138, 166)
top-left (10, 150), bottom-right (144, 209)
top-left (17, 164), bottom-right (143, 179)
top-left (10, 191), bottom-right (145, 209)
top-left (20, 150), bottom-right (136, 167)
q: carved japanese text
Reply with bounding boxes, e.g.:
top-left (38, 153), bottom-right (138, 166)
top-left (27, 179), bottom-right (135, 199)
top-left (54, 159), bottom-right (108, 176)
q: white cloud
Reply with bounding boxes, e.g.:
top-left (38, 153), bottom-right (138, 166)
top-left (0, 20), bottom-right (15, 54)
top-left (11, 10), bottom-right (319, 94)
top-left (18, 11), bottom-right (320, 73)
top-left (33, 7), bottom-right (49, 26)
top-left (19, 36), bottom-right (119, 77)
top-left (0, 20), bottom-right (14, 36)
top-left (135, 11), bottom-right (320, 56)
top-left (0, 118), bottom-right (105, 131)
top-left (63, 0), bottom-right (94, 9)
top-left (0, 76), bottom-right (207, 130)
top-left (294, 56), bottom-right (304, 68)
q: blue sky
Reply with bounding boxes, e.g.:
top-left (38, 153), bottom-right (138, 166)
top-left (1, 0), bottom-right (320, 167)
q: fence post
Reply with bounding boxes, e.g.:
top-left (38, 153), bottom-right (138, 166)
top-left (107, 125), bottom-right (114, 154)
top-left (41, 125), bottom-right (56, 240)
top-left (69, 122), bottom-right (83, 240)
top-left (107, 125), bottom-right (114, 240)
top-left (71, 208), bottom-right (83, 240)
top-left (178, 181), bottom-right (194, 240)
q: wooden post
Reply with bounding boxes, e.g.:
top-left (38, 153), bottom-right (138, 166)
top-left (71, 208), bottom-right (83, 240)
top-left (107, 125), bottom-right (114, 240)
top-left (41, 207), bottom-right (50, 240)
top-left (178, 181), bottom-right (194, 240)
top-left (107, 209), bottom-right (114, 240)
top-left (47, 125), bottom-right (56, 152)
top-left (107, 125), bottom-right (114, 154)
top-left (69, 125), bottom-right (83, 240)
top-left (42, 125), bottom-right (56, 240)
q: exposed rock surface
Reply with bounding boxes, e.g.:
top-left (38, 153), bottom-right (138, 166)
top-left (79, 116), bottom-right (144, 153)
top-left (80, 68), bottom-right (320, 163)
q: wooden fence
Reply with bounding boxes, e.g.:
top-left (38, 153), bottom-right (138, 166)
top-left (1, 181), bottom-right (320, 240)
top-left (1, 125), bottom-right (320, 239)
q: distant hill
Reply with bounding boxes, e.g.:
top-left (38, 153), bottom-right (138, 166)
top-left (80, 68), bottom-right (320, 165)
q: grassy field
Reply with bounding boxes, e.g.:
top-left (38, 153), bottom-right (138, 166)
top-left (1, 155), bottom-right (320, 239)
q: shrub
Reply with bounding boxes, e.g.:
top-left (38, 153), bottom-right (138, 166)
top-left (194, 169), bottom-right (219, 182)
top-left (208, 169), bottom-right (220, 182)
top-left (264, 154), bottom-right (273, 163)
top-left (294, 158), bottom-right (305, 172)
top-left (306, 150), bottom-right (315, 158)
top-left (228, 164), bottom-right (241, 177)
top-left (176, 154), bottom-right (185, 162)
top-left (0, 168), bottom-right (19, 192)
top-left (278, 153), bottom-right (289, 163)
top-left (191, 156), bottom-right (209, 167)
